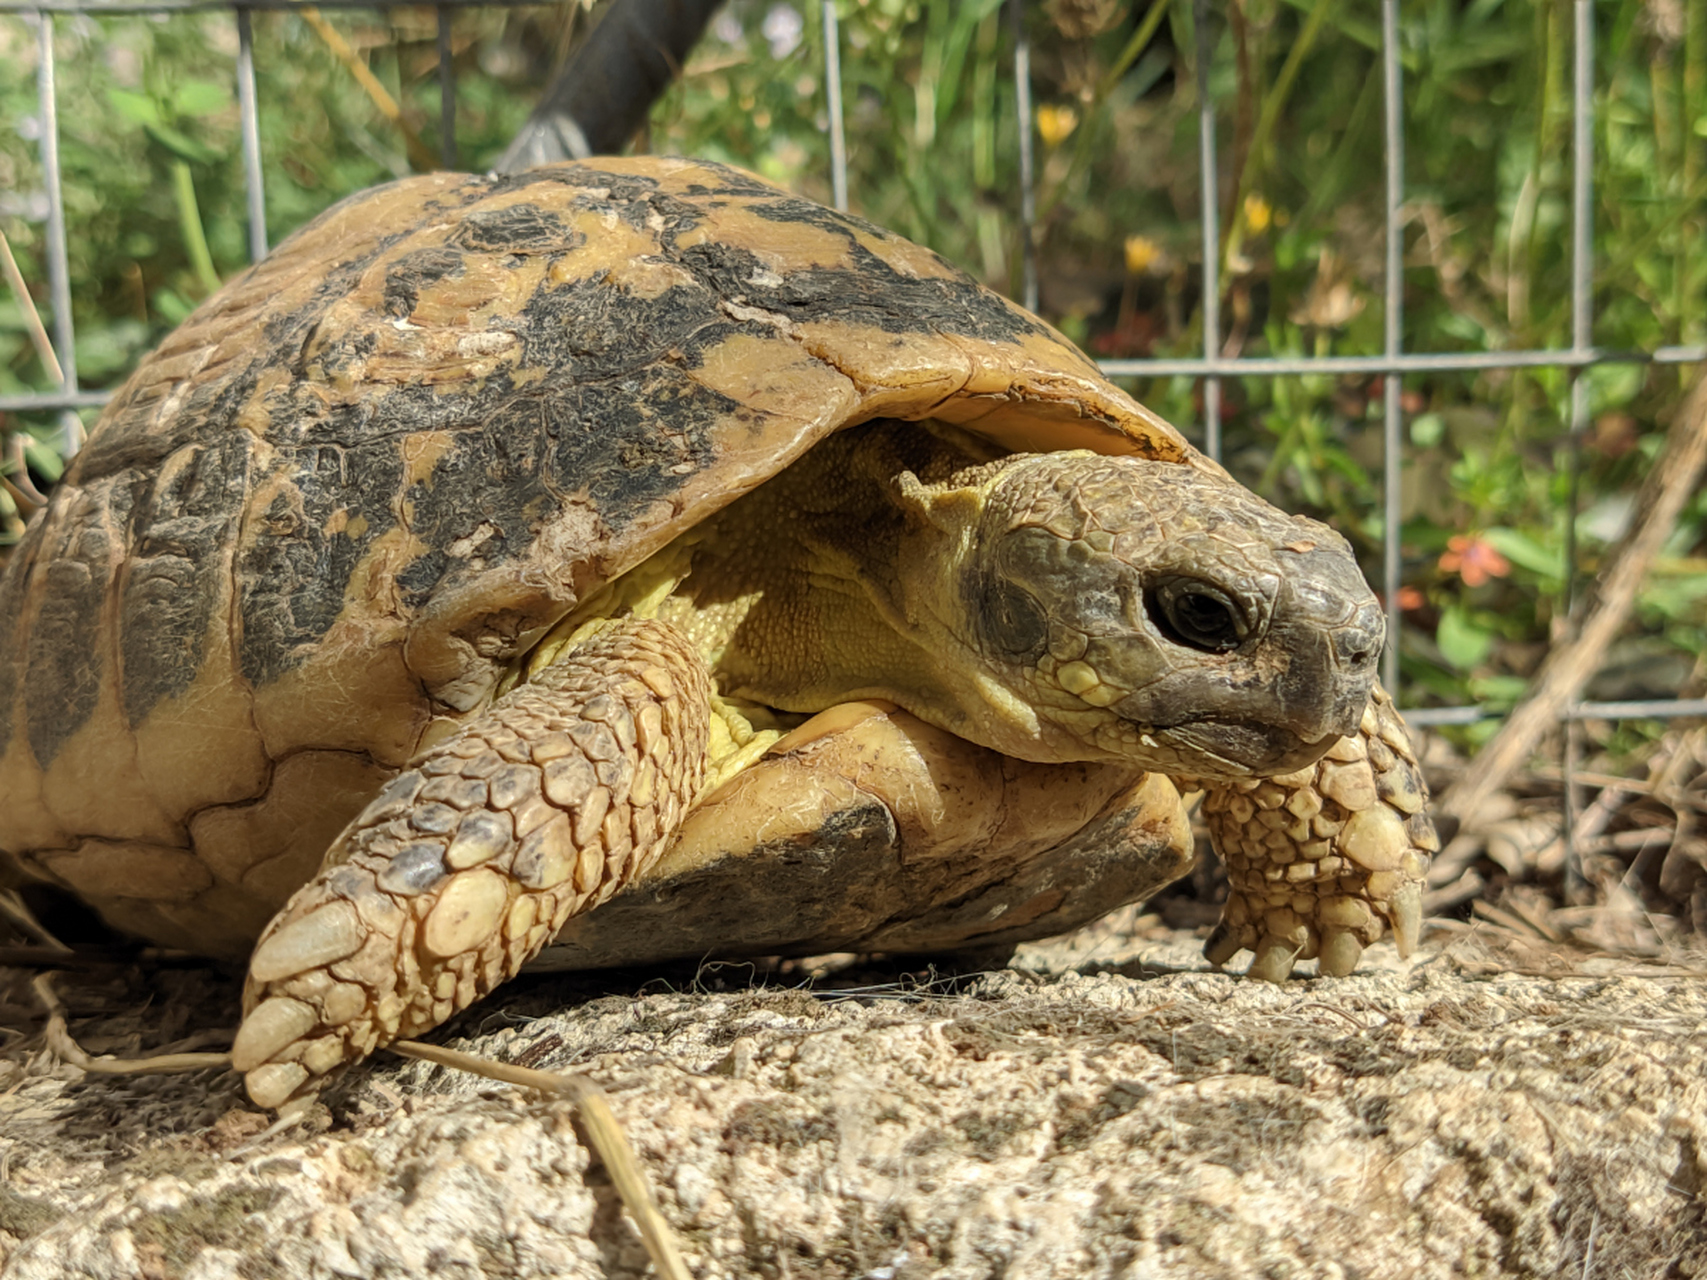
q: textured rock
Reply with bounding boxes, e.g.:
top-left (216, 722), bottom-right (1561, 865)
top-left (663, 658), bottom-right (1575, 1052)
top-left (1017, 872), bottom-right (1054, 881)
top-left (3, 920), bottom-right (1705, 1278)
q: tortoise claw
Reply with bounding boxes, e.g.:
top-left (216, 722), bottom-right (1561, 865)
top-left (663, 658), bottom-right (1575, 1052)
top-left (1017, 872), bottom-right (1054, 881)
top-left (244, 1061), bottom-right (310, 1110)
top-left (1389, 880), bottom-right (1423, 958)
top-left (1203, 921), bottom-right (1242, 968)
top-left (1316, 928), bottom-right (1364, 978)
top-left (1247, 935), bottom-right (1301, 983)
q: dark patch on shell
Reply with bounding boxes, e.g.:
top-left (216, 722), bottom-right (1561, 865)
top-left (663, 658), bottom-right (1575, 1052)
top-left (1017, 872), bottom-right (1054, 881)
top-left (450, 204), bottom-right (577, 254)
top-left (513, 269), bottom-right (723, 382)
top-left (119, 433), bottom-right (254, 728)
top-left (677, 236), bottom-right (1047, 347)
top-left (25, 481), bottom-right (132, 766)
top-left (236, 441), bottom-right (405, 687)
top-left (391, 363), bottom-right (730, 609)
top-left (382, 247), bottom-right (466, 319)
top-left (682, 171), bottom-right (790, 199)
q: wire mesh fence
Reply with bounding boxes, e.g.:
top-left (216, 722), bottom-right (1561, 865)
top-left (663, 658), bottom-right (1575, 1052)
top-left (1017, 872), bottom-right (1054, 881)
top-left (1, 0), bottom-right (1703, 749)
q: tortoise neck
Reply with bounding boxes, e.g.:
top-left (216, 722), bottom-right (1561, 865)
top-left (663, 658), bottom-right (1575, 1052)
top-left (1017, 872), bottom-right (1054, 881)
top-left (649, 421), bottom-right (984, 721)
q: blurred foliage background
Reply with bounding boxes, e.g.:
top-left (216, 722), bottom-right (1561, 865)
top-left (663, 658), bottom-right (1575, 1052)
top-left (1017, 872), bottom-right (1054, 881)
top-left (1, 0), bottom-right (1704, 745)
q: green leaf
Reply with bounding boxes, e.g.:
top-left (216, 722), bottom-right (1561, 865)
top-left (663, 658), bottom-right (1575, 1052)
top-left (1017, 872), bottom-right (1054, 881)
top-left (152, 287), bottom-right (197, 326)
top-left (1480, 527), bottom-right (1562, 579)
top-left (22, 437), bottom-right (64, 483)
top-left (107, 88), bottom-right (161, 127)
top-left (1467, 674), bottom-right (1530, 709)
top-left (172, 80), bottom-right (228, 117)
top-left (1409, 412), bottom-right (1445, 448)
top-left (1584, 361), bottom-right (1642, 415)
top-left (1436, 604), bottom-right (1493, 670)
top-left (1641, 574), bottom-right (1707, 622)
top-left (143, 122), bottom-right (222, 166)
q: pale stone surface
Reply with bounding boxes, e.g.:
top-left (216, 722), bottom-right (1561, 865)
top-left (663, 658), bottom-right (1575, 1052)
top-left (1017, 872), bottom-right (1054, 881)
top-left (3, 920), bottom-right (1705, 1279)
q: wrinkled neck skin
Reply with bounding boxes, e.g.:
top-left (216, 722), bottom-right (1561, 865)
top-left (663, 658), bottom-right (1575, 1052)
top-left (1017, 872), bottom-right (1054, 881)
top-left (651, 420), bottom-right (1383, 782)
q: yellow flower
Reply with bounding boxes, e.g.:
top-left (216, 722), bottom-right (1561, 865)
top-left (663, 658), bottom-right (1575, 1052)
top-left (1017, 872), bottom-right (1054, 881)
top-left (1036, 104), bottom-right (1079, 147)
top-left (1243, 193), bottom-right (1272, 234)
top-left (1123, 234), bottom-right (1160, 275)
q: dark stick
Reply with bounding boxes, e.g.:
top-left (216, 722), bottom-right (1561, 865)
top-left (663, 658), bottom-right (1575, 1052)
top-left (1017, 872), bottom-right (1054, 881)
top-left (495, 0), bottom-right (727, 172)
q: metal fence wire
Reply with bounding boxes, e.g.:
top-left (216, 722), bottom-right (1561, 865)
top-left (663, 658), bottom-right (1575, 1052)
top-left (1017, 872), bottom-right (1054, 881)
top-left (3, 0), bottom-right (1706, 746)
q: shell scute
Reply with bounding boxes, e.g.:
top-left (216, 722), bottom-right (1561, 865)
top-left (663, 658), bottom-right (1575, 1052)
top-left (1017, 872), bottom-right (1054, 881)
top-left (448, 202), bottom-right (577, 255)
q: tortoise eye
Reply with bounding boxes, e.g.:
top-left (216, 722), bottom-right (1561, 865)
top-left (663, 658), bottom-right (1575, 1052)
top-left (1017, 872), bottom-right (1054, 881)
top-left (1148, 578), bottom-right (1244, 653)
top-left (982, 578), bottom-right (1048, 657)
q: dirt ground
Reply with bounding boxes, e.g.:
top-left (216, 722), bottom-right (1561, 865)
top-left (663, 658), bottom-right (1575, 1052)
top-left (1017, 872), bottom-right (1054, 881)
top-left (3, 910), bottom-right (1704, 1280)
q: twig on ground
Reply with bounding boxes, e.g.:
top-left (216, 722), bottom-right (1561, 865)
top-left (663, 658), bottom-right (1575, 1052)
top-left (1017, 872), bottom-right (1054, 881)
top-left (32, 973), bottom-right (233, 1074)
top-left (1437, 363), bottom-right (1707, 831)
top-left (390, 1039), bottom-right (692, 1280)
top-left (1472, 898), bottom-right (1561, 942)
top-left (1422, 867), bottom-right (1485, 915)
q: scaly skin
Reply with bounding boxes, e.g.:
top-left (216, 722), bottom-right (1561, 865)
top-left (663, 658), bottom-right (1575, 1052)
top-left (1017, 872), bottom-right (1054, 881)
top-left (232, 618), bottom-right (711, 1110)
top-left (1187, 685), bottom-right (1436, 981)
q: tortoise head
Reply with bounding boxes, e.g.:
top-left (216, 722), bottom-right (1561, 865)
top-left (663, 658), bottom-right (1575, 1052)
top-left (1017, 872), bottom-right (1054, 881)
top-left (896, 449), bottom-right (1384, 779)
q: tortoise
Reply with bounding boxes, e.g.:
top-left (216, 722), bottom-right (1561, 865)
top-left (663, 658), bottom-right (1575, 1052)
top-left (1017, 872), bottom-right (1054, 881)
top-left (0, 158), bottom-right (1435, 1112)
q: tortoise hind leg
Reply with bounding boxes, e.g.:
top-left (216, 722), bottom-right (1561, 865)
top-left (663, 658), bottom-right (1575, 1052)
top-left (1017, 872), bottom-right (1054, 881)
top-left (232, 617), bottom-right (712, 1110)
top-left (1191, 683), bottom-right (1438, 982)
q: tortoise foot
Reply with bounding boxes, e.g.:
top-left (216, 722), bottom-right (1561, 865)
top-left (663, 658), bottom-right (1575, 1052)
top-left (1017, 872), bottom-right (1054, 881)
top-left (1195, 684), bottom-right (1437, 981)
top-left (233, 618), bottom-right (712, 1109)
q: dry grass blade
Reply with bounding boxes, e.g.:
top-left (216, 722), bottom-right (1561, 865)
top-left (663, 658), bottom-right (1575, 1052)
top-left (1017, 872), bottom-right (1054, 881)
top-left (390, 1038), bottom-right (692, 1280)
top-left (32, 973), bottom-right (233, 1074)
top-left (298, 8), bottom-right (441, 173)
top-left (0, 228), bottom-right (64, 387)
top-left (3, 470), bottom-right (43, 517)
top-left (0, 888), bottom-right (69, 950)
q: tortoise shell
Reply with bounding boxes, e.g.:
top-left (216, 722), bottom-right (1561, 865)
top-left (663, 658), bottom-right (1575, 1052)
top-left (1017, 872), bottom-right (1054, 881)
top-left (0, 157), bottom-right (1201, 957)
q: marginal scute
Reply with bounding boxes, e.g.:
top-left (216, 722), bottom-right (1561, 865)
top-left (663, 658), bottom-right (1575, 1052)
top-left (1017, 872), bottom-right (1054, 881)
top-left (40, 842), bottom-right (213, 904)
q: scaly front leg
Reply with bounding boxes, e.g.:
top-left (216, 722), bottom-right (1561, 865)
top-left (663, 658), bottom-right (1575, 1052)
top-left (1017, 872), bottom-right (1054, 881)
top-left (232, 617), bottom-right (712, 1110)
top-left (1184, 684), bottom-right (1437, 981)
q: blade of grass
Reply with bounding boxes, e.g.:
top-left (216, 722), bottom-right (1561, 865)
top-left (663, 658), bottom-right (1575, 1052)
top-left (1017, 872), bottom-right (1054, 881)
top-left (972, 9), bottom-right (998, 189)
top-left (1681, 0), bottom-right (1703, 344)
top-left (1034, 0), bottom-right (1172, 225)
top-left (170, 159), bottom-right (222, 297)
top-left (1222, 0), bottom-right (1339, 270)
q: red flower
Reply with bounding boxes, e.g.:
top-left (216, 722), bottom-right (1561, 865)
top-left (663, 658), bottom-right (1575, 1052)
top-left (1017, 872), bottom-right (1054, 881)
top-left (1438, 534), bottom-right (1511, 588)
